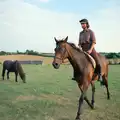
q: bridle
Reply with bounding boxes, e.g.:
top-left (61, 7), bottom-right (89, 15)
top-left (54, 45), bottom-right (67, 63)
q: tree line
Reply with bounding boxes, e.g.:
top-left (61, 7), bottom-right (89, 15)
top-left (0, 50), bottom-right (54, 57)
top-left (0, 50), bottom-right (120, 59)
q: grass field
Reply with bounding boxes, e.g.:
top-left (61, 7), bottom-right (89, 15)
top-left (0, 64), bottom-right (120, 120)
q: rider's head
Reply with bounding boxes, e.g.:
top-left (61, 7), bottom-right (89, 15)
top-left (79, 18), bottom-right (90, 29)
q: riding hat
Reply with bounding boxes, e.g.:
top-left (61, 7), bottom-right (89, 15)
top-left (79, 18), bottom-right (89, 24)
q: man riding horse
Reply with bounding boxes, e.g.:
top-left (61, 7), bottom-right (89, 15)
top-left (72, 18), bottom-right (103, 85)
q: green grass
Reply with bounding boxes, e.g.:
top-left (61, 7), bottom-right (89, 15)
top-left (0, 64), bottom-right (120, 120)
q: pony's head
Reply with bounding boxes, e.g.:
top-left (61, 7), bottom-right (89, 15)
top-left (52, 36), bottom-right (69, 69)
top-left (21, 73), bottom-right (26, 83)
top-left (17, 61), bottom-right (26, 83)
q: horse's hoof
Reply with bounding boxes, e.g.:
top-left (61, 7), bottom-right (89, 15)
top-left (75, 117), bottom-right (81, 120)
top-left (75, 118), bottom-right (81, 120)
top-left (107, 96), bottom-right (110, 100)
top-left (91, 105), bottom-right (94, 109)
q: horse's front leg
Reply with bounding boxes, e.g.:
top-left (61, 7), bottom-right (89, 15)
top-left (75, 82), bottom-right (88, 120)
top-left (2, 68), bottom-right (5, 80)
top-left (75, 89), bottom-right (84, 120)
top-left (7, 71), bottom-right (9, 80)
top-left (91, 81), bottom-right (95, 108)
top-left (15, 72), bottom-right (18, 82)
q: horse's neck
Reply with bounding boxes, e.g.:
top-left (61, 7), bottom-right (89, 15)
top-left (67, 46), bottom-right (86, 72)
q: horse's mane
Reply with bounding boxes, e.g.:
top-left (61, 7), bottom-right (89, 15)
top-left (67, 42), bottom-right (82, 53)
top-left (57, 40), bottom-right (82, 53)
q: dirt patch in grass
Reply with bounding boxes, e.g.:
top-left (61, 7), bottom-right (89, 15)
top-left (40, 94), bottom-right (71, 105)
top-left (15, 95), bottom-right (36, 101)
top-left (13, 94), bottom-right (71, 105)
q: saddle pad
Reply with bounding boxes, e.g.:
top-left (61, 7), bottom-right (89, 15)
top-left (84, 51), bottom-right (96, 69)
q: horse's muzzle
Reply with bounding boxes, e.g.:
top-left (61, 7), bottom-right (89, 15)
top-left (52, 62), bottom-right (60, 69)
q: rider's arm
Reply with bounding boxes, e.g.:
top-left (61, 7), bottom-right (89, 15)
top-left (90, 30), bottom-right (96, 51)
top-left (90, 43), bottom-right (96, 51)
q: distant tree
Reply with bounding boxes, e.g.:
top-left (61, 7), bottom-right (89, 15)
top-left (0, 51), bottom-right (6, 55)
top-left (105, 52), bottom-right (119, 59)
top-left (16, 50), bottom-right (19, 54)
top-left (25, 49), bottom-right (39, 55)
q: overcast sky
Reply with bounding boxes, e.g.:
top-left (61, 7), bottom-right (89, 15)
top-left (0, 0), bottom-right (120, 53)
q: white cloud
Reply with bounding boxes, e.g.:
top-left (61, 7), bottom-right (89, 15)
top-left (0, 0), bottom-right (120, 53)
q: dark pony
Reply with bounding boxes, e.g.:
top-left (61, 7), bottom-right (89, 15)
top-left (2, 60), bottom-right (26, 83)
top-left (52, 36), bottom-right (110, 120)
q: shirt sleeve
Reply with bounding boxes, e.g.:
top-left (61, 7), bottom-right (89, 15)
top-left (90, 30), bottom-right (96, 44)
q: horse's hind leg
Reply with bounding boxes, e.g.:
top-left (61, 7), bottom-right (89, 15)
top-left (90, 81), bottom-right (95, 108)
top-left (7, 71), bottom-right (9, 80)
top-left (84, 95), bottom-right (94, 109)
top-left (84, 82), bottom-right (94, 109)
top-left (103, 75), bottom-right (110, 100)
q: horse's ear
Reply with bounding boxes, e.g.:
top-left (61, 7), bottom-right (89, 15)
top-left (64, 36), bottom-right (68, 42)
top-left (54, 37), bottom-right (58, 43)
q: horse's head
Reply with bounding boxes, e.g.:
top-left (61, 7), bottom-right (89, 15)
top-left (22, 73), bottom-right (26, 83)
top-left (52, 36), bottom-right (69, 69)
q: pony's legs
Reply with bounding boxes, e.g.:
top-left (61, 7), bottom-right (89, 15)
top-left (7, 71), bottom-right (9, 80)
top-left (15, 71), bottom-right (18, 82)
top-left (2, 68), bottom-right (6, 80)
top-left (91, 81), bottom-right (95, 107)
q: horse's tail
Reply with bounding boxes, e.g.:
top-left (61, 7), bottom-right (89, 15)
top-left (16, 61), bottom-right (26, 83)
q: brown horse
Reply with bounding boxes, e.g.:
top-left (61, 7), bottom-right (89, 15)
top-left (52, 36), bottom-right (110, 120)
